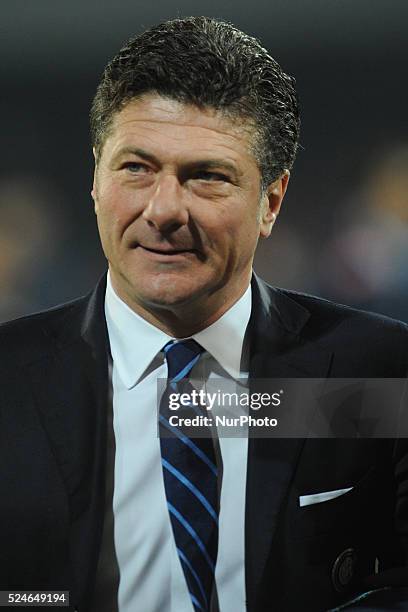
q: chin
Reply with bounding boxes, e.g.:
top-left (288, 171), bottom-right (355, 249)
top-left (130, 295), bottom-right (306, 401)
top-left (134, 270), bottom-right (206, 300)
top-left (140, 287), bottom-right (203, 309)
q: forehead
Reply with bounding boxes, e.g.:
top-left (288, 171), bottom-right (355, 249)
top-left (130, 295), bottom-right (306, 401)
top-left (101, 94), bottom-right (257, 167)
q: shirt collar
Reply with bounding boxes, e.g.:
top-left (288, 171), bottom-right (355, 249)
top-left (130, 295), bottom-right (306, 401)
top-left (192, 286), bottom-right (251, 380)
top-left (105, 271), bottom-right (252, 389)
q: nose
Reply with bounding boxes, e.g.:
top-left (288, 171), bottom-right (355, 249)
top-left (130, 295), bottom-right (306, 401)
top-left (142, 174), bottom-right (189, 232)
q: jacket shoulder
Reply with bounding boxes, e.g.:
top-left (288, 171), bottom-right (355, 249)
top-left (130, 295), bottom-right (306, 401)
top-left (279, 286), bottom-right (408, 334)
top-left (0, 295), bottom-right (89, 363)
top-left (274, 286), bottom-right (408, 375)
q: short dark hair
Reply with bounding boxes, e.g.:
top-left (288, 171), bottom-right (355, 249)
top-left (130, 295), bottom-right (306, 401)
top-left (90, 16), bottom-right (300, 188)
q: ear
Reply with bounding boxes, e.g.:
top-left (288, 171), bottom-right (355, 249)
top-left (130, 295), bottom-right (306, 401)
top-left (259, 170), bottom-right (290, 238)
top-left (91, 147), bottom-right (99, 214)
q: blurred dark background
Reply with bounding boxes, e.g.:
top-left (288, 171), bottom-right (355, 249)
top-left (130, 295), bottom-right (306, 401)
top-left (1, 0), bottom-right (407, 322)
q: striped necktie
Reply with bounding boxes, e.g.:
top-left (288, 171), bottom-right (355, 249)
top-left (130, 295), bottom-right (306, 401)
top-left (159, 339), bottom-right (219, 612)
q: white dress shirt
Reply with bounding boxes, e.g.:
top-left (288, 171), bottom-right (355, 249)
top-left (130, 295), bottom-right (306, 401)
top-left (105, 272), bottom-right (251, 612)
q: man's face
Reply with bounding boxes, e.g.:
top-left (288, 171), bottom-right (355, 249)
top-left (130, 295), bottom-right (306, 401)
top-left (92, 94), bottom-right (287, 327)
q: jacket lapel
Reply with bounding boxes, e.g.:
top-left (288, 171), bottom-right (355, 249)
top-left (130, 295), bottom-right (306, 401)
top-left (245, 275), bottom-right (333, 610)
top-left (26, 275), bottom-right (109, 609)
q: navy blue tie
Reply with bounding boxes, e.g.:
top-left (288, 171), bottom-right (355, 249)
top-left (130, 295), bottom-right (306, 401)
top-left (159, 339), bottom-right (219, 612)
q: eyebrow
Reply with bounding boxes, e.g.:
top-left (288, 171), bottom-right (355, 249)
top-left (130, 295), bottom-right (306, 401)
top-left (114, 147), bottom-right (159, 166)
top-left (113, 146), bottom-right (241, 181)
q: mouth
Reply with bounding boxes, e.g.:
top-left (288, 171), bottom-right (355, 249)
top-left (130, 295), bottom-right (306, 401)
top-left (136, 244), bottom-right (198, 261)
top-left (140, 245), bottom-right (195, 255)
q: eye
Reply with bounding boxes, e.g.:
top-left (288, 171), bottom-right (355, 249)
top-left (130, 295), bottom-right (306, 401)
top-left (194, 171), bottom-right (229, 182)
top-left (122, 162), bottom-right (150, 174)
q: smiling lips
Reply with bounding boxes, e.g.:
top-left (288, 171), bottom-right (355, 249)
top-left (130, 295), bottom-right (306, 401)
top-left (138, 245), bottom-right (195, 256)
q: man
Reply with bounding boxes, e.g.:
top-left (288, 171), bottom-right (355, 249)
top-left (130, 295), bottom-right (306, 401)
top-left (0, 16), bottom-right (407, 612)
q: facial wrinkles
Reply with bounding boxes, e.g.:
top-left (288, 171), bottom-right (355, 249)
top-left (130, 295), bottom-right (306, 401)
top-left (101, 148), bottom-right (258, 225)
top-left (107, 123), bottom-right (248, 177)
top-left (97, 99), bottom-right (263, 247)
top-left (108, 180), bottom-right (255, 267)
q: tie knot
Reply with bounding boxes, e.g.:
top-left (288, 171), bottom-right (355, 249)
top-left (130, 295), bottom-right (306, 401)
top-left (164, 339), bottom-right (204, 381)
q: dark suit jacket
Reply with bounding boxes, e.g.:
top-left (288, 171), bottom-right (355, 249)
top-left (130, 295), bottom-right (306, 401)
top-left (1, 274), bottom-right (407, 611)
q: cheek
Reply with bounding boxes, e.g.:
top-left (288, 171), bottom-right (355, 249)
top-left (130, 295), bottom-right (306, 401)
top-left (234, 215), bottom-right (261, 262)
top-left (201, 205), bottom-right (258, 253)
top-left (96, 182), bottom-right (138, 234)
top-left (98, 180), bottom-right (124, 213)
